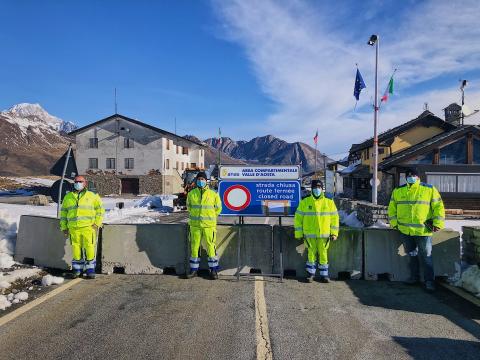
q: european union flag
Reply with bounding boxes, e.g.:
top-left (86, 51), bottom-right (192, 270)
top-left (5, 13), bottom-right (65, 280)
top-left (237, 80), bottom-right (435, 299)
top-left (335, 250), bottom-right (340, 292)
top-left (353, 68), bottom-right (366, 101)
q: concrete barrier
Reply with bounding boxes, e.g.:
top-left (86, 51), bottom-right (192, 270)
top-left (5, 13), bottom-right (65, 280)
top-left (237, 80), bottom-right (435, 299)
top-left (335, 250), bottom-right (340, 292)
top-left (273, 226), bottom-right (362, 279)
top-left (15, 215), bottom-right (72, 270)
top-left (364, 228), bottom-right (460, 281)
top-left (101, 223), bottom-right (188, 275)
top-left (195, 225), bottom-right (273, 275)
top-left (462, 226), bottom-right (480, 265)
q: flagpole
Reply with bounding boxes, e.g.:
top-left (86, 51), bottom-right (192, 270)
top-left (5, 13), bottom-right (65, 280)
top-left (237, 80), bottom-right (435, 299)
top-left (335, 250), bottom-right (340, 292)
top-left (217, 127), bottom-right (221, 169)
top-left (57, 143), bottom-right (72, 218)
top-left (314, 129), bottom-right (318, 174)
top-left (372, 35), bottom-right (379, 205)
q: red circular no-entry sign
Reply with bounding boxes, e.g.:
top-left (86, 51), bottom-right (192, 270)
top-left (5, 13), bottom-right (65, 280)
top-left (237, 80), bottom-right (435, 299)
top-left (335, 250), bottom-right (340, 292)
top-left (223, 184), bottom-right (251, 211)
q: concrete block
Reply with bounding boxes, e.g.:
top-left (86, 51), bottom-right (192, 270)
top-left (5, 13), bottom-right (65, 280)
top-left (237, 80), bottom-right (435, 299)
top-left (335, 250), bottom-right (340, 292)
top-left (101, 224), bottom-right (188, 275)
top-left (273, 226), bottom-right (362, 279)
top-left (15, 215), bottom-right (72, 269)
top-left (195, 224), bottom-right (273, 275)
top-left (364, 229), bottom-right (409, 281)
top-left (432, 229), bottom-right (461, 277)
top-left (364, 228), bottom-right (461, 281)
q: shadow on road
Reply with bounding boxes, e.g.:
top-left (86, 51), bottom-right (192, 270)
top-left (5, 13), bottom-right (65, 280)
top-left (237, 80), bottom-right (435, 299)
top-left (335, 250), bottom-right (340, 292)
top-left (347, 281), bottom-right (480, 342)
top-left (393, 337), bottom-right (480, 359)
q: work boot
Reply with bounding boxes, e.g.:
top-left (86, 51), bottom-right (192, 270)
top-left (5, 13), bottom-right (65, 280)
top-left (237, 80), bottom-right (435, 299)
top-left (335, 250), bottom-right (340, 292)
top-left (318, 276), bottom-right (330, 283)
top-left (425, 281), bottom-right (436, 292)
top-left (210, 270), bottom-right (219, 280)
top-left (186, 271), bottom-right (198, 279)
top-left (71, 271), bottom-right (81, 279)
top-left (305, 274), bottom-right (313, 283)
top-left (86, 272), bottom-right (96, 279)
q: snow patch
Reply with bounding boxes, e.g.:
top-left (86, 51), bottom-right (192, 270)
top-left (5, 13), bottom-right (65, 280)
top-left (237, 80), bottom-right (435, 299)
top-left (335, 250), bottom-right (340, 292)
top-left (0, 280), bottom-right (11, 289)
top-left (339, 210), bottom-right (364, 228)
top-left (41, 274), bottom-right (64, 286)
top-left (0, 253), bottom-right (15, 269)
top-left (0, 295), bottom-right (12, 310)
top-left (14, 291), bottom-right (28, 301)
top-left (1, 268), bottom-right (41, 283)
top-left (456, 265), bottom-right (480, 297)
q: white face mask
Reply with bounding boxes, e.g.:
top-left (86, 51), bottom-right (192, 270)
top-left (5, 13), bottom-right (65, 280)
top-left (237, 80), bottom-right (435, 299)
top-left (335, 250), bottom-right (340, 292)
top-left (74, 182), bottom-right (85, 191)
top-left (312, 188), bottom-right (323, 197)
top-left (406, 176), bottom-right (418, 184)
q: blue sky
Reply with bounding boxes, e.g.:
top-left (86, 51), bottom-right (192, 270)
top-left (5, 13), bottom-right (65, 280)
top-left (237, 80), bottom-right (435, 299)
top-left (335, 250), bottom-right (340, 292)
top-left (1, 0), bottom-right (480, 157)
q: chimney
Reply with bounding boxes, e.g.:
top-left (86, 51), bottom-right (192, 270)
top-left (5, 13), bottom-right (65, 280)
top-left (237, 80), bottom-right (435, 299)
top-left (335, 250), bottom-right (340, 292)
top-left (444, 103), bottom-right (462, 126)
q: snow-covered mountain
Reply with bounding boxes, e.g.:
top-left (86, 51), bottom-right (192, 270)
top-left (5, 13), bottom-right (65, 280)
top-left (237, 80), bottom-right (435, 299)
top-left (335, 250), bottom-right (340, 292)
top-left (1, 103), bottom-right (77, 134)
top-left (0, 103), bottom-right (76, 176)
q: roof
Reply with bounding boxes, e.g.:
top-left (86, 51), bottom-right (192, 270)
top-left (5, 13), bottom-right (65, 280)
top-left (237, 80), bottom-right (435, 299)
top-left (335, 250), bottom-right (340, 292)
top-left (379, 125), bottom-right (480, 170)
top-left (349, 111), bottom-right (456, 153)
top-left (69, 114), bottom-right (206, 147)
top-left (444, 103), bottom-right (461, 110)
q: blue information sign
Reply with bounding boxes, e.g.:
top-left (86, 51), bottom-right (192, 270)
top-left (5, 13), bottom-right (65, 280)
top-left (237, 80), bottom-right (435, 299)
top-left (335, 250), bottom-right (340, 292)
top-left (218, 180), bottom-right (301, 217)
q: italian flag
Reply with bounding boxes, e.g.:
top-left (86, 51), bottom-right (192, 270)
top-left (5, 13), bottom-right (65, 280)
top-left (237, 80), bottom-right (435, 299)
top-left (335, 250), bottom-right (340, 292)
top-left (381, 76), bottom-right (394, 102)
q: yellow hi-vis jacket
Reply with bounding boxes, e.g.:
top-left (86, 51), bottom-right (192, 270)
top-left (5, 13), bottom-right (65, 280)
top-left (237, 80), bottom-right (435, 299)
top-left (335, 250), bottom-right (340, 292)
top-left (294, 194), bottom-right (339, 239)
top-left (60, 190), bottom-right (104, 231)
top-left (388, 180), bottom-right (445, 236)
top-left (187, 186), bottom-right (222, 228)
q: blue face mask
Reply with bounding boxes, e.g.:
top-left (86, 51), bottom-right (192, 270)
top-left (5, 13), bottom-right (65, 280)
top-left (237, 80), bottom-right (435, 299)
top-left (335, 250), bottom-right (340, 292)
top-left (74, 182), bottom-right (85, 191)
top-left (312, 188), bottom-right (322, 197)
top-left (406, 176), bottom-right (417, 184)
top-left (197, 180), bottom-right (207, 188)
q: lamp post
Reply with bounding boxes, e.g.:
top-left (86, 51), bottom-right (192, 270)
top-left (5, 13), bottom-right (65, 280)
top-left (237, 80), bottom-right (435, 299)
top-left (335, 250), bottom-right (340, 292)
top-left (460, 80), bottom-right (468, 126)
top-left (368, 34), bottom-right (379, 205)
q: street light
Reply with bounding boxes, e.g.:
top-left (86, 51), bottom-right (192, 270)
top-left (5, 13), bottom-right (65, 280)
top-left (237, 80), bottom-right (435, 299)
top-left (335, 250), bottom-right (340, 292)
top-left (460, 79), bottom-right (468, 126)
top-left (368, 34), bottom-right (379, 205)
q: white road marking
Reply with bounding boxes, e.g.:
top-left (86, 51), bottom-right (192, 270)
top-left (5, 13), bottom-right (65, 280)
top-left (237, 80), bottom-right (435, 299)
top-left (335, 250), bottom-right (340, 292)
top-left (255, 276), bottom-right (273, 360)
top-left (0, 278), bottom-right (83, 327)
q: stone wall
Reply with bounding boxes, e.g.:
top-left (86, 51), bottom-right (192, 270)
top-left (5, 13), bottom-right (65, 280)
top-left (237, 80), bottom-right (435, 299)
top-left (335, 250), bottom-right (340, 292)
top-left (334, 197), bottom-right (388, 227)
top-left (356, 202), bottom-right (388, 227)
top-left (378, 174), bottom-right (394, 206)
top-left (462, 226), bottom-right (480, 265)
top-left (85, 170), bottom-right (121, 195)
top-left (139, 171), bottom-right (163, 194)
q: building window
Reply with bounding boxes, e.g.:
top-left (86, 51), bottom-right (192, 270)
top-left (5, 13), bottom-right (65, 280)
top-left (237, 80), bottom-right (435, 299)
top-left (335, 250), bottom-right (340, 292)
top-left (166, 159), bottom-right (170, 170)
top-left (473, 137), bottom-right (480, 164)
top-left (182, 147), bottom-right (189, 155)
top-left (407, 152), bottom-right (434, 165)
top-left (191, 162), bottom-right (197, 168)
top-left (166, 140), bottom-right (170, 150)
top-left (176, 145), bottom-right (179, 154)
top-left (89, 138), bottom-right (98, 148)
top-left (124, 138), bottom-right (134, 148)
top-left (176, 161), bottom-right (179, 170)
top-left (125, 158), bottom-right (134, 169)
top-left (378, 148), bottom-right (385, 155)
top-left (439, 138), bottom-right (467, 164)
top-left (181, 162), bottom-right (184, 170)
top-left (106, 158), bottom-right (116, 169)
top-left (428, 173), bottom-right (480, 193)
top-left (88, 158), bottom-right (98, 169)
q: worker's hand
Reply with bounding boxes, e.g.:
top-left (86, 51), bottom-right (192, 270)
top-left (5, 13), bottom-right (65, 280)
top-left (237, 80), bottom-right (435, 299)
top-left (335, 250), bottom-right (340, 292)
top-left (433, 226), bottom-right (440, 232)
top-left (92, 224), bottom-right (99, 231)
top-left (330, 235), bottom-right (338, 241)
top-left (63, 230), bottom-right (69, 237)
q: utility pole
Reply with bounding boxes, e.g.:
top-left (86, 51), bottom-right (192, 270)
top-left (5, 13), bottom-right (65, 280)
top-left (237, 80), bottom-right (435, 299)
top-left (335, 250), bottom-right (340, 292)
top-left (114, 88), bottom-right (118, 114)
top-left (460, 80), bottom-right (468, 126)
top-left (368, 34), bottom-right (379, 205)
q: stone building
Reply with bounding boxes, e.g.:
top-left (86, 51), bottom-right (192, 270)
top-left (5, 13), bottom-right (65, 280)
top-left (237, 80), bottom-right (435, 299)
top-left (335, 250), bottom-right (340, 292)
top-left (69, 114), bottom-right (206, 195)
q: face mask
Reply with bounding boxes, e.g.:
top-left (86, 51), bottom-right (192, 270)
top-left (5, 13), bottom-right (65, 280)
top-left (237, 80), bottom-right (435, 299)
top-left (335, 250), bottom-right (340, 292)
top-left (197, 180), bottom-right (207, 188)
top-left (406, 176), bottom-right (417, 184)
top-left (312, 188), bottom-right (322, 197)
top-left (74, 182), bottom-right (85, 191)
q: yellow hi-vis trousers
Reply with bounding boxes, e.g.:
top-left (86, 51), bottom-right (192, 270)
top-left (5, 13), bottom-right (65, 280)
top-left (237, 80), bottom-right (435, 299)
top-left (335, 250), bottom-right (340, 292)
top-left (189, 226), bottom-right (218, 271)
top-left (69, 226), bottom-right (97, 274)
top-left (305, 237), bottom-right (330, 277)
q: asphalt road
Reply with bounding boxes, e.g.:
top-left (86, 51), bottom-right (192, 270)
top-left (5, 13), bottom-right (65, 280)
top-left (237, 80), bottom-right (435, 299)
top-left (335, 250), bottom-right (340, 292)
top-left (1, 276), bottom-right (480, 360)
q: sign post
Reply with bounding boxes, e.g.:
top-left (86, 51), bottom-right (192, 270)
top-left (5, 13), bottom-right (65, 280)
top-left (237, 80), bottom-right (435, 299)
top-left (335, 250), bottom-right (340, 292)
top-left (218, 165), bottom-right (301, 281)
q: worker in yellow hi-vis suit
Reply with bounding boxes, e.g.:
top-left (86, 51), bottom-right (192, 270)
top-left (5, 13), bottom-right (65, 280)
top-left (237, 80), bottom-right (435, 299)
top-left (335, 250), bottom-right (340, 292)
top-left (388, 168), bottom-right (445, 292)
top-left (186, 171), bottom-right (222, 280)
top-left (60, 176), bottom-right (104, 279)
top-left (294, 179), bottom-right (339, 283)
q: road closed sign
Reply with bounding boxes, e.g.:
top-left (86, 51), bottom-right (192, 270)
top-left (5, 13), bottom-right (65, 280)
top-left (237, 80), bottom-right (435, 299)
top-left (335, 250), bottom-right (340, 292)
top-left (219, 165), bottom-right (300, 180)
top-left (219, 180), bottom-right (301, 216)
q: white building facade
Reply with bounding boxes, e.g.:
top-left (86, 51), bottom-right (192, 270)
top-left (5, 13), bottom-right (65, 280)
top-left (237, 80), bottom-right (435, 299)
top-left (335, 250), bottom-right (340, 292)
top-left (71, 114), bottom-right (205, 195)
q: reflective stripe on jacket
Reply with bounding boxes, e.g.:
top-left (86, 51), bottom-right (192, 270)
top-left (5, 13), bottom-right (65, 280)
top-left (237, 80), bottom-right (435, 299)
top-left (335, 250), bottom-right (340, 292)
top-left (294, 195), bottom-right (339, 239)
top-left (187, 186), bottom-right (222, 228)
top-left (388, 180), bottom-right (445, 236)
top-left (60, 190), bottom-right (105, 231)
